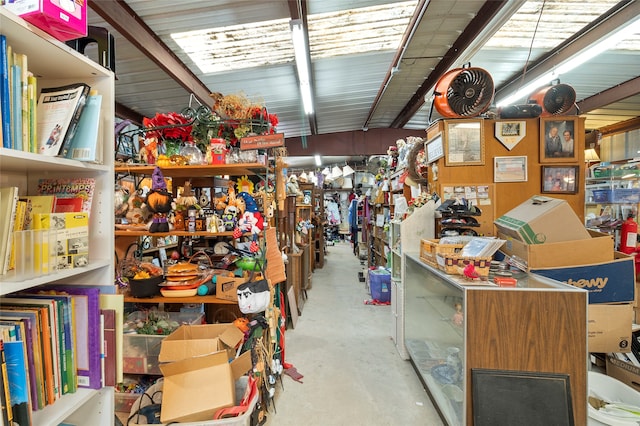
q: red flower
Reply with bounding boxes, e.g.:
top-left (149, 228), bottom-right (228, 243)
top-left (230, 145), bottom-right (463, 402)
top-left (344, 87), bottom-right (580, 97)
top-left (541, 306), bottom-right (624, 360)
top-left (143, 112), bottom-right (193, 142)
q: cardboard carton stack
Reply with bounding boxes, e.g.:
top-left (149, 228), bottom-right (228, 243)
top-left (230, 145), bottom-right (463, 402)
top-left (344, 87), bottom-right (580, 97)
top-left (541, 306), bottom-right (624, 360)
top-left (156, 324), bottom-right (252, 424)
top-left (495, 195), bottom-right (635, 354)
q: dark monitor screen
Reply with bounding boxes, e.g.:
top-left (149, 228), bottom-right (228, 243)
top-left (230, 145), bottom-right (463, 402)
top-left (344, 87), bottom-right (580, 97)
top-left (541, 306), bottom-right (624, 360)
top-left (472, 369), bottom-right (574, 426)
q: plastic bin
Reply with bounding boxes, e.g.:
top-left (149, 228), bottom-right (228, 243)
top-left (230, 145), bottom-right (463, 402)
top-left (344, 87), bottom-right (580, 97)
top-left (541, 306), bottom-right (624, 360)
top-left (369, 269), bottom-right (391, 302)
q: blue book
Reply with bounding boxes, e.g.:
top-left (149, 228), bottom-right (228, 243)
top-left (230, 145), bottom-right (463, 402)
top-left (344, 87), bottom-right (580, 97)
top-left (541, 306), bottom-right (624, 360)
top-left (64, 92), bottom-right (102, 162)
top-left (10, 63), bottom-right (22, 151)
top-left (0, 35), bottom-right (11, 149)
top-left (5, 337), bottom-right (33, 426)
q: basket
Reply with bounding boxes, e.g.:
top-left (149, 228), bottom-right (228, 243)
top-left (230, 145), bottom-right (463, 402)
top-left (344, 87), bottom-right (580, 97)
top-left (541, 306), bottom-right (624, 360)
top-left (420, 239), bottom-right (465, 268)
top-left (441, 254), bottom-right (492, 278)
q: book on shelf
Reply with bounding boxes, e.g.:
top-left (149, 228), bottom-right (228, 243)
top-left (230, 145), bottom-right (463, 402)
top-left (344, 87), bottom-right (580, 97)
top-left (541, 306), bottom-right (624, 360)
top-left (37, 177), bottom-right (95, 214)
top-left (100, 309), bottom-right (116, 387)
top-left (0, 313), bottom-right (41, 411)
top-left (0, 187), bottom-right (19, 276)
top-left (53, 197), bottom-right (83, 213)
top-left (65, 90), bottom-right (102, 163)
top-left (0, 35), bottom-right (11, 150)
top-left (42, 286), bottom-right (102, 390)
top-left (33, 212), bottom-right (89, 271)
top-left (27, 74), bottom-right (37, 153)
top-left (7, 199), bottom-right (27, 271)
top-left (10, 62), bottom-right (22, 152)
top-left (100, 293), bottom-right (123, 384)
top-left (0, 340), bottom-right (13, 425)
top-left (3, 327), bottom-right (33, 426)
top-left (36, 82), bottom-right (90, 156)
top-left (21, 195), bottom-right (55, 229)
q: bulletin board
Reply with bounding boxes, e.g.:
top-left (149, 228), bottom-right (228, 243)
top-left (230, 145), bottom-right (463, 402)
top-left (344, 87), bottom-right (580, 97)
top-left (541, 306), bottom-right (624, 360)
top-left (437, 183), bottom-right (496, 236)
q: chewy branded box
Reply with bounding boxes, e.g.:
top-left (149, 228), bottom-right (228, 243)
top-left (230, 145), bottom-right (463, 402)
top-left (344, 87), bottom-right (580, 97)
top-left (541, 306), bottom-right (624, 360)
top-left (494, 195), bottom-right (590, 244)
top-left (159, 350), bottom-right (252, 423)
top-left (498, 230), bottom-right (614, 270)
top-left (158, 323), bottom-right (244, 363)
top-left (588, 303), bottom-right (633, 353)
top-left (531, 252), bottom-right (635, 304)
top-left (4, 0), bottom-right (87, 41)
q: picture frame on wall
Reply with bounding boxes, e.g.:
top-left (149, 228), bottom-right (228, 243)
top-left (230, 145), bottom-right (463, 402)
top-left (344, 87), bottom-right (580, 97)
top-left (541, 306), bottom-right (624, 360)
top-left (541, 165), bottom-right (579, 194)
top-left (494, 156), bottom-right (528, 182)
top-left (494, 120), bottom-right (526, 151)
top-left (444, 119), bottom-right (484, 166)
top-left (540, 117), bottom-right (578, 163)
top-left (425, 133), bottom-right (444, 163)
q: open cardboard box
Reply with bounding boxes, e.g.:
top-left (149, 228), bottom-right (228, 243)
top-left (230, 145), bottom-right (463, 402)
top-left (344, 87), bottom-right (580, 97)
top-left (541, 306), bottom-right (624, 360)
top-left (498, 230), bottom-right (614, 271)
top-left (494, 195), bottom-right (590, 244)
top-left (159, 350), bottom-right (252, 423)
top-left (588, 303), bottom-right (633, 353)
top-left (158, 324), bottom-right (244, 363)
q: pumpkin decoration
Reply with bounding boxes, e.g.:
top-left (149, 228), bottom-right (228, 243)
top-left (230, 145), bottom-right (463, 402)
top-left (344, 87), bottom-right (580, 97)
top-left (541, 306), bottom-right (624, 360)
top-left (156, 154), bottom-right (171, 168)
top-left (146, 167), bottom-right (173, 233)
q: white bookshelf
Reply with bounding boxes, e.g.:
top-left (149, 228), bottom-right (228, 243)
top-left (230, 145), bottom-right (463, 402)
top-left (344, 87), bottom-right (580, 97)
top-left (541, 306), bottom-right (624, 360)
top-left (0, 7), bottom-right (115, 424)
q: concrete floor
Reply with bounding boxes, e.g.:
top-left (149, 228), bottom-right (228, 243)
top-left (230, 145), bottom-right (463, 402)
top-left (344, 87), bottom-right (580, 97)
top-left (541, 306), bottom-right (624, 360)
top-left (264, 241), bottom-right (444, 426)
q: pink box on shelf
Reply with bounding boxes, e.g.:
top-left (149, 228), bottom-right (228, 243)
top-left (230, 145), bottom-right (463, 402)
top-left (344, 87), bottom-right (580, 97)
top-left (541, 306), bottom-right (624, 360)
top-left (4, 0), bottom-right (87, 41)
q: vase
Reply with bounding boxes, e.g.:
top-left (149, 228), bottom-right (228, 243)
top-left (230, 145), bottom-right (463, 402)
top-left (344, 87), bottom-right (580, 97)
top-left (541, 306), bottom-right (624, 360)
top-left (180, 141), bottom-right (204, 165)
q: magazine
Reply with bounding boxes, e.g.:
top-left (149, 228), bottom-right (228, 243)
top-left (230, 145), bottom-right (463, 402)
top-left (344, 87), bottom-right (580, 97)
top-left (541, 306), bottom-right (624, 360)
top-left (36, 83), bottom-right (90, 156)
top-left (37, 178), bottom-right (95, 214)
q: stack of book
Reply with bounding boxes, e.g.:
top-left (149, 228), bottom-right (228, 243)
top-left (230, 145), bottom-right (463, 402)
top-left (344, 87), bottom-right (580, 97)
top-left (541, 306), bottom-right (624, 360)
top-left (0, 35), bottom-right (102, 163)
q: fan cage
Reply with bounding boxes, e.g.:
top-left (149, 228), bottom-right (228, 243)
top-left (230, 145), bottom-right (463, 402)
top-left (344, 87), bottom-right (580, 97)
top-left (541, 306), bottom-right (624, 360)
top-left (434, 67), bottom-right (495, 118)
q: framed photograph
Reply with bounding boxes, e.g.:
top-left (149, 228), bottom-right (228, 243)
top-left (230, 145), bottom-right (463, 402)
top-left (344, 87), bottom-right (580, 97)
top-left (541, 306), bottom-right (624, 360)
top-left (494, 156), bottom-right (527, 182)
top-left (541, 165), bottom-right (579, 194)
top-left (425, 133), bottom-right (444, 163)
top-left (494, 120), bottom-right (526, 150)
top-left (444, 119), bottom-right (484, 166)
top-left (540, 117), bottom-right (578, 162)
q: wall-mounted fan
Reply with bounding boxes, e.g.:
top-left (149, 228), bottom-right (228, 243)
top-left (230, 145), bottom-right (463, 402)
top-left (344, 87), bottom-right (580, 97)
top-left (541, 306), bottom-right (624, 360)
top-left (433, 66), bottom-right (495, 118)
top-left (528, 83), bottom-right (576, 116)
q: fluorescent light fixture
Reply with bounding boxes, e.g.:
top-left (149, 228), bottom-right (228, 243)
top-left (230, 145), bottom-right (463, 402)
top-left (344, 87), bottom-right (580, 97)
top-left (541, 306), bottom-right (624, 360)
top-left (342, 164), bottom-right (355, 177)
top-left (315, 155), bottom-right (322, 166)
top-left (496, 16), bottom-right (640, 108)
top-left (291, 20), bottom-right (314, 115)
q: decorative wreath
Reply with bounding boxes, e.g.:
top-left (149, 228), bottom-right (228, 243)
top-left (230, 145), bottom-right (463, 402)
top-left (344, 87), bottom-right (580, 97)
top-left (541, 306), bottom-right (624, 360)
top-left (406, 137), bottom-right (429, 183)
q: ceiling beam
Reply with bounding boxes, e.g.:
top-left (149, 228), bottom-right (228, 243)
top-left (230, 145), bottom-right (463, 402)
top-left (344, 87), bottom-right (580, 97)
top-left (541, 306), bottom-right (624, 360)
top-left (577, 76), bottom-right (640, 113)
top-left (390, 0), bottom-right (509, 127)
top-left (494, 0), bottom-right (640, 104)
top-left (598, 117), bottom-right (640, 137)
top-left (115, 102), bottom-right (144, 125)
top-left (89, 0), bottom-right (211, 108)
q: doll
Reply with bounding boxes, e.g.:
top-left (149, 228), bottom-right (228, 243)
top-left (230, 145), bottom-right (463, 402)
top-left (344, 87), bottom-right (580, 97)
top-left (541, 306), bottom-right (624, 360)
top-left (145, 167), bottom-right (173, 233)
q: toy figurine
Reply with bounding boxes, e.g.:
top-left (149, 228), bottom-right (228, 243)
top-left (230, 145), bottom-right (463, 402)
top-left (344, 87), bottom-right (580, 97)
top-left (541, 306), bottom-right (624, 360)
top-left (145, 167), bottom-right (173, 233)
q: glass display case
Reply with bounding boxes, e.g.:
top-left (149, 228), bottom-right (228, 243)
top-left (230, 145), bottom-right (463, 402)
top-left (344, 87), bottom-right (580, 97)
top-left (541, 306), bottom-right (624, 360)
top-left (403, 253), bottom-right (588, 426)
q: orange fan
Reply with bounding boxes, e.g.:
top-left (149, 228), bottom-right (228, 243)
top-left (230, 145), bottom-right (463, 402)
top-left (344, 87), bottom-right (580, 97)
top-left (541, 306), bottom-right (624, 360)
top-left (528, 83), bottom-right (576, 116)
top-left (433, 67), bottom-right (494, 118)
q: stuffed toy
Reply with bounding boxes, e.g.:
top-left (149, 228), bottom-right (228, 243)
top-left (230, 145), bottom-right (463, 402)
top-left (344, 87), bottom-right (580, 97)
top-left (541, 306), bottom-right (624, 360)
top-left (236, 192), bottom-right (265, 235)
top-left (145, 167), bottom-right (173, 233)
top-left (126, 190), bottom-right (152, 225)
top-left (387, 145), bottom-right (399, 171)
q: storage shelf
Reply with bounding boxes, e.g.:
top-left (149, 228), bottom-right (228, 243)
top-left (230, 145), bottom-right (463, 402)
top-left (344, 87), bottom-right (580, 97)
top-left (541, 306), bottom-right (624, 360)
top-left (124, 295), bottom-right (237, 305)
top-left (115, 230), bottom-right (238, 237)
top-left (114, 162), bottom-right (267, 178)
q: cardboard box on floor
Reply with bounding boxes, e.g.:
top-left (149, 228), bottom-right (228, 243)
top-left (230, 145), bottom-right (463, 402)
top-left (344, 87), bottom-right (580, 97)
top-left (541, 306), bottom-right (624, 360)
top-left (532, 251), bottom-right (635, 304)
top-left (159, 350), bottom-right (252, 424)
top-left (158, 324), bottom-right (250, 423)
top-left (588, 303), bottom-right (633, 353)
top-left (494, 195), bottom-right (590, 244)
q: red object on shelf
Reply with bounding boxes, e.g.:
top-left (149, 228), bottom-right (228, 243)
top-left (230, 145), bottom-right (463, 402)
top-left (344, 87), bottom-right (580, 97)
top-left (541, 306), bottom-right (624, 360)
top-left (620, 215), bottom-right (638, 254)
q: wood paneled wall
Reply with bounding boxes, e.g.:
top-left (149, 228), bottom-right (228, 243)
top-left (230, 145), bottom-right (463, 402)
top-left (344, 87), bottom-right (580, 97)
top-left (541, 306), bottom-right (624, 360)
top-left (428, 117), bottom-right (586, 235)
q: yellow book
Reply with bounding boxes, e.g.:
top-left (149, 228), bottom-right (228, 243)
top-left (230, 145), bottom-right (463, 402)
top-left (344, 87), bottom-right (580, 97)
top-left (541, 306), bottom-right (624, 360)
top-left (33, 212), bottom-right (88, 271)
top-left (8, 200), bottom-right (26, 271)
top-left (27, 74), bottom-right (36, 153)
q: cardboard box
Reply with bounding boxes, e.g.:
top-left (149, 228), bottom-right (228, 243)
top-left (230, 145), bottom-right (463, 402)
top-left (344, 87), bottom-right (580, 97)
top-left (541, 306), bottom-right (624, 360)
top-left (4, 0), bottom-right (87, 41)
top-left (494, 196), bottom-right (590, 244)
top-left (588, 303), bottom-right (633, 353)
top-left (158, 324), bottom-right (244, 363)
top-left (216, 276), bottom-right (248, 302)
top-left (498, 230), bottom-right (614, 270)
top-left (159, 350), bottom-right (252, 423)
top-left (532, 252), bottom-right (635, 304)
top-left (605, 354), bottom-right (640, 392)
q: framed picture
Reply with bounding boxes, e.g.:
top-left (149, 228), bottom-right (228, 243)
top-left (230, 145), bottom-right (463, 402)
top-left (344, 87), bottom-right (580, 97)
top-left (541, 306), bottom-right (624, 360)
top-left (494, 120), bottom-right (526, 150)
top-left (540, 117), bottom-right (578, 162)
top-left (541, 165), bottom-right (579, 194)
top-left (444, 119), bottom-right (484, 166)
top-left (494, 156), bottom-right (527, 182)
top-left (425, 133), bottom-right (444, 163)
